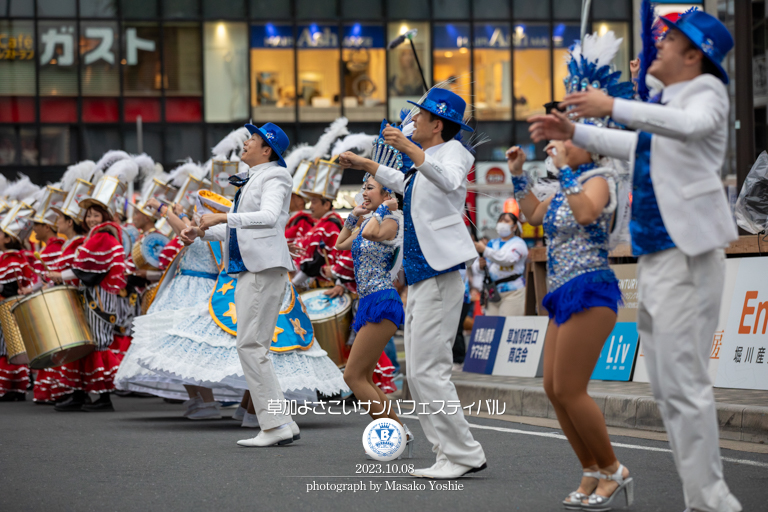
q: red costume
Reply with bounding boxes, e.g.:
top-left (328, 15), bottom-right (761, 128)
top-left (32, 236), bottom-right (86, 403)
top-left (158, 236), bottom-right (184, 270)
top-left (38, 236), bottom-right (65, 270)
top-left (295, 212), bottom-right (355, 290)
top-left (285, 211), bottom-right (315, 245)
top-left (0, 250), bottom-right (38, 399)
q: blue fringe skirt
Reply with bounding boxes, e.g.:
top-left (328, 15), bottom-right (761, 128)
top-left (542, 269), bottom-right (623, 326)
top-left (353, 289), bottom-right (405, 332)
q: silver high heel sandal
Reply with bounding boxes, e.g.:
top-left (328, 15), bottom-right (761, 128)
top-left (581, 464), bottom-right (634, 511)
top-left (562, 470), bottom-right (602, 509)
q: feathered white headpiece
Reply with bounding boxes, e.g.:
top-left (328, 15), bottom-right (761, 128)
top-left (5, 174), bottom-right (40, 203)
top-left (133, 153), bottom-right (157, 184)
top-left (211, 127), bottom-right (251, 160)
top-left (283, 143), bottom-right (315, 176)
top-left (331, 133), bottom-right (377, 159)
top-left (311, 117), bottom-right (349, 160)
top-left (93, 150), bottom-right (131, 176)
top-left (104, 158), bottom-right (139, 185)
top-left (61, 160), bottom-right (97, 192)
top-left (168, 159), bottom-right (206, 187)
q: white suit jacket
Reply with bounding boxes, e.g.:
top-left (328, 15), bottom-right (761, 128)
top-left (203, 161), bottom-right (295, 273)
top-left (375, 140), bottom-right (477, 271)
top-left (572, 74), bottom-right (738, 257)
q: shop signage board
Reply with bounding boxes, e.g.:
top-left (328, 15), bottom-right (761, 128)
top-left (715, 257), bottom-right (768, 390)
top-left (491, 316), bottom-right (549, 377)
top-left (590, 322), bottom-right (639, 381)
top-left (463, 315), bottom-right (506, 374)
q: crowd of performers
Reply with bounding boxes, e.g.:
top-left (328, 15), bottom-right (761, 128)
top-left (0, 5), bottom-right (744, 511)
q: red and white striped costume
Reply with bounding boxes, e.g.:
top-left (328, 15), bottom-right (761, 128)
top-left (32, 236), bottom-right (86, 402)
top-left (0, 251), bottom-right (37, 397)
top-left (285, 211), bottom-right (315, 245)
top-left (158, 236), bottom-right (184, 270)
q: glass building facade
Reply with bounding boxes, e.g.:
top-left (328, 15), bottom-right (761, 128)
top-left (0, 0), bottom-right (634, 183)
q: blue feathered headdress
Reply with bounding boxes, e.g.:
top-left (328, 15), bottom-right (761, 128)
top-left (564, 30), bottom-right (635, 128)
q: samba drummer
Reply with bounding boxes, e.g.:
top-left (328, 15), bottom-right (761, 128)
top-left (44, 156), bottom-right (137, 412)
top-left (0, 205), bottom-right (40, 402)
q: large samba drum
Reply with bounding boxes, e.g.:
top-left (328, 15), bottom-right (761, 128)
top-left (0, 296), bottom-right (27, 365)
top-left (12, 285), bottom-right (96, 369)
top-left (301, 289), bottom-right (353, 367)
top-left (132, 231), bottom-right (171, 270)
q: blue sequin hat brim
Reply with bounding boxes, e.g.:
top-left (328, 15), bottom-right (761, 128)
top-left (659, 11), bottom-right (732, 84)
top-left (407, 89), bottom-right (473, 132)
top-left (244, 122), bottom-right (289, 167)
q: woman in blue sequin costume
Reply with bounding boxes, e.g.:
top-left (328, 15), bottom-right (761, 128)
top-left (510, 141), bottom-right (632, 509)
top-left (335, 174), bottom-right (413, 453)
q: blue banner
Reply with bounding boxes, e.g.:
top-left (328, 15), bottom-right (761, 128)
top-left (296, 24), bottom-right (339, 48)
top-left (250, 24), bottom-right (294, 48)
top-left (463, 316), bottom-right (506, 374)
top-left (474, 24), bottom-right (511, 48)
top-left (433, 23), bottom-right (470, 49)
top-left (591, 322), bottom-right (640, 381)
top-left (512, 23), bottom-right (580, 49)
top-left (343, 24), bottom-right (385, 48)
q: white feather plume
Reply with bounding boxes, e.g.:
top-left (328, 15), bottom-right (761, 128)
top-left (141, 169), bottom-right (170, 197)
top-left (570, 31), bottom-right (623, 69)
top-left (283, 143), bottom-right (315, 176)
top-left (212, 127), bottom-right (251, 160)
top-left (133, 153), bottom-right (157, 184)
top-left (332, 133), bottom-right (377, 159)
top-left (5, 174), bottom-right (40, 202)
top-left (93, 150), bottom-right (130, 176)
top-left (105, 158), bottom-right (140, 185)
top-left (311, 117), bottom-right (349, 160)
top-left (61, 160), bottom-right (96, 192)
top-left (168, 159), bottom-right (206, 187)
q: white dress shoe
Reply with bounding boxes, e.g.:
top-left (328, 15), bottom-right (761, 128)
top-left (288, 421), bottom-right (300, 440)
top-left (232, 405), bottom-right (246, 422)
top-left (241, 412), bottom-right (260, 428)
top-left (411, 460), bottom-right (487, 479)
top-left (182, 395), bottom-right (203, 417)
top-left (187, 402), bottom-right (222, 420)
top-left (410, 458), bottom-right (448, 477)
top-left (237, 425), bottom-right (294, 447)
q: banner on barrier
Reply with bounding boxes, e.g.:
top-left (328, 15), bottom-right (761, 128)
top-left (633, 258), bottom-right (740, 384)
top-left (591, 322), bottom-right (639, 381)
top-left (715, 257), bottom-right (768, 390)
top-left (491, 316), bottom-right (549, 378)
top-left (463, 315), bottom-right (506, 374)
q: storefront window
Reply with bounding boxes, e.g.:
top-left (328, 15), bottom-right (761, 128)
top-left (40, 126), bottom-right (72, 165)
top-left (552, 0), bottom-right (582, 20)
top-left (432, 23), bottom-right (471, 107)
top-left (249, 0), bottom-right (290, 19)
top-left (473, 0), bottom-right (510, 19)
top-left (164, 124), bottom-right (203, 162)
top-left (297, 24), bottom-right (341, 122)
top-left (2, 0), bottom-right (34, 17)
top-left (162, 0), bottom-right (200, 19)
top-left (433, 0), bottom-right (469, 20)
top-left (341, 0), bottom-right (381, 20)
top-left (0, 20), bottom-right (37, 123)
top-left (204, 22), bottom-right (248, 123)
top-left (79, 21), bottom-right (120, 97)
top-left (38, 20), bottom-right (79, 123)
top-left (123, 22), bottom-right (161, 122)
top-left (121, 0), bottom-right (159, 18)
top-left (37, 0), bottom-right (76, 18)
top-left (552, 23), bottom-right (581, 101)
top-left (163, 22), bottom-right (202, 122)
top-left (203, 0), bottom-right (245, 19)
top-left (83, 125), bottom-right (119, 161)
top-left (474, 23), bottom-right (511, 121)
top-left (513, 23), bottom-right (551, 119)
top-left (80, 0), bottom-right (118, 18)
top-left (342, 24), bottom-right (386, 122)
top-left (387, 21), bottom-right (429, 120)
top-left (513, 0), bottom-right (549, 20)
top-left (250, 23), bottom-right (296, 123)
top-left (296, 0), bottom-right (338, 20)
top-left (593, 21), bottom-right (630, 80)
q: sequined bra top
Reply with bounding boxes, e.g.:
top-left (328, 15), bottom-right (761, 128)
top-left (543, 172), bottom-right (615, 292)
top-left (352, 217), bottom-right (400, 298)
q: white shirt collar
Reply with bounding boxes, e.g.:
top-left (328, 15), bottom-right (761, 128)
top-left (233, 161), bottom-right (272, 180)
top-left (661, 80), bottom-right (690, 103)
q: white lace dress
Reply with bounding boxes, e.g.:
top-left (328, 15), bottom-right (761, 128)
top-left (115, 239), bottom-right (347, 401)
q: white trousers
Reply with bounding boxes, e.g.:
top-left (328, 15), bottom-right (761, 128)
top-left (638, 248), bottom-right (740, 512)
top-left (235, 267), bottom-right (292, 430)
top-left (405, 271), bottom-right (486, 468)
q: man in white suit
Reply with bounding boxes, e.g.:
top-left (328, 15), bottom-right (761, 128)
top-left (530, 11), bottom-right (741, 512)
top-left (181, 123), bottom-right (299, 448)
top-left (340, 88), bottom-right (486, 479)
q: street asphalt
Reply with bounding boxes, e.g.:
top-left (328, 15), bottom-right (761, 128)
top-left (2, 394), bottom-right (767, 512)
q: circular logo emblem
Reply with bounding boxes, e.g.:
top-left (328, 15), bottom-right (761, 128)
top-left (362, 418), bottom-right (405, 461)
top-left (215, 172), bottom-right (230, 188)
top-left (485, 167), bottom-right (506, 185)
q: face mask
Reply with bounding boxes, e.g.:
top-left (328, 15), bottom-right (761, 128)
top-left (496, 222), bottom-right (513, 238)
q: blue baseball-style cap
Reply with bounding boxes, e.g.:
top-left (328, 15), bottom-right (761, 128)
top-left (660, 10), bottom-right (734, 84)
top-left (244, 122), bottom-right (289, 167)
top-left (407, 88), bottom-right (473, 132)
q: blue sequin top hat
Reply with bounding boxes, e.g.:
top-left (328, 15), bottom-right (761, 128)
top-left (407, 88), bottom-right (473, 133)
top-left (244, 122), bottom-right (290, 167)
top-left (660, 10), bottom-right (734, 84)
